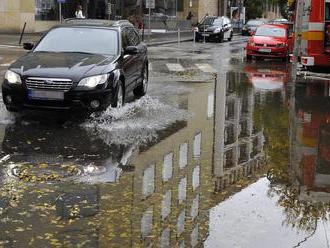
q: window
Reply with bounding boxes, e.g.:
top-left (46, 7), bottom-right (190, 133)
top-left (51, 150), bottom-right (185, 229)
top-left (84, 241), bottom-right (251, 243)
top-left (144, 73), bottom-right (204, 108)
top-left (35, 0), bottom-right (58, 21)
top-left (163, 153), bottom-right (173, 182)
top-left (178, 177), bottom-right (187, 204)
top-left (35, 27), bottom-right (118, 55)
top-left (179, 143), bottom-right (188, 169)
top-left (143, 164), bottom-right (155, 197)
top-left (127, 27), bottom-right (141, 46)
top-left (161, 190), bottom-right (172, 220)
top-left (192, 166), bottom-right (200, 190)
top-left (177, 210), bottom-right (185, 236)
top-left (193, 133), bottom-right (202, 158)
top-left (141, 207), bottom-right (153, 238)
top-left (255, 27), bottom-right (286, 37)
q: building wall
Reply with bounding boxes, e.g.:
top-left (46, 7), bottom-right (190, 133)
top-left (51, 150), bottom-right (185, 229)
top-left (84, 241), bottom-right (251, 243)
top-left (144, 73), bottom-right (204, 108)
top-left (0, 0), bottom-right (35, 33)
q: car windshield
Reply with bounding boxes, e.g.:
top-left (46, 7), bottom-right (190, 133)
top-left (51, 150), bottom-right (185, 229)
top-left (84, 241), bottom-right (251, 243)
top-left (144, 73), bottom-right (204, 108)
top-left (247, 20), bottom-right (263, 26)
top-left (255, 27), bottom-right (286, 37)
top-left (201, 17), bottom-right (217, 25)
top-left (34, 27), bottom-right (118, 55)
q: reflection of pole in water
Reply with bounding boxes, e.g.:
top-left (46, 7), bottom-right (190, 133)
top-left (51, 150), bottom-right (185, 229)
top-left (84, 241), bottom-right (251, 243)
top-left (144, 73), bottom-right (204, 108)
top-left (213, 73), bottom-right (227, 182)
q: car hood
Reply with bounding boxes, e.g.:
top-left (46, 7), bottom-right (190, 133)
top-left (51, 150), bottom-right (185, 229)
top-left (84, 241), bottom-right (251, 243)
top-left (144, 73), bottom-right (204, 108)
top-left (9, 52), bottom-right (117, 82)
top-left (251, 36), bottom-right (286, 44)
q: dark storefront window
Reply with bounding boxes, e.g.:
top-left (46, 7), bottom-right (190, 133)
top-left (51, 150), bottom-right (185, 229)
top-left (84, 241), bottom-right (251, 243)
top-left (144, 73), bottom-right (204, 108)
top-left (35, 0), bottom-right (59, 20)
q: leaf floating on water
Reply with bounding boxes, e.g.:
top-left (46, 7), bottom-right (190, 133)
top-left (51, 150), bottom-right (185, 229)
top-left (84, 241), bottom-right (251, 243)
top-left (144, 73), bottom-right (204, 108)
top-left (15, 227), bottom-right (25, 232)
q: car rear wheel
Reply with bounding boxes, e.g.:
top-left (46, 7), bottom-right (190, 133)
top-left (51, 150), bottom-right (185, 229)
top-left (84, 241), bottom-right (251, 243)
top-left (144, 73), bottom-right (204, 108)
top-left (133, 63), bottom-right (148, 97)
top-left (112, 81), bottom-right (124, 108)
top-left (218, 33), bottom-right (224, 43)
top-left (228, 32), bottom-right (233, 41)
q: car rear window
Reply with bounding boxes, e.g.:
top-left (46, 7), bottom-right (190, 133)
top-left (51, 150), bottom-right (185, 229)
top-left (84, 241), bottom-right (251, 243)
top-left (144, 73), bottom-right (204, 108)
top-left (34, 27), bottom-right (118, 55)
top-left (247, 20), bottom-right (263, 26)
top-left (255, 27), bottom-right (286, 37)
top-left (201, 17), bottom-right (217, 25)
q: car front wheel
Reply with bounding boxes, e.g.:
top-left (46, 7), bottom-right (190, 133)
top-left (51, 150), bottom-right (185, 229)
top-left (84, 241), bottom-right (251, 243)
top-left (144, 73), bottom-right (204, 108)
top-left (133, 63), bottom-right (148, 97)
top-left (112, 81), bottom-right (124, 108)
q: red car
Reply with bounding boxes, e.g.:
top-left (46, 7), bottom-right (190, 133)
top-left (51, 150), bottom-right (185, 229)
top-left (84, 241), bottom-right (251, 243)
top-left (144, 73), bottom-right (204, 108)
top-left (246, 24), bottom-right (293, 60)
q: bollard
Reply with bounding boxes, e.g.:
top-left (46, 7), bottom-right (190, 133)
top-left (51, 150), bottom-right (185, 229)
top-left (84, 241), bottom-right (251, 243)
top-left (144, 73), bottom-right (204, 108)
top-left (19, 22), bottom-right (27, 46)
top-left (178, 27), bottom-right (181, 46)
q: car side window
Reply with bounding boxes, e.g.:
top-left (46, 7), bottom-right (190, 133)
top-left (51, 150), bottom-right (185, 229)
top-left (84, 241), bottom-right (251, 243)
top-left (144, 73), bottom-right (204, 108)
top-left (127, 27), bottom-right (141, 46)
top-left (121, 28), bottom-right (129, 50)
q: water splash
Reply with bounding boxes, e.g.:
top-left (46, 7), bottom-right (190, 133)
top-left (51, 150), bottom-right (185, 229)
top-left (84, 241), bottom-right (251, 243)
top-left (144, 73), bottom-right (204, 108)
top-left (82, 96), bottom-right (190, 146)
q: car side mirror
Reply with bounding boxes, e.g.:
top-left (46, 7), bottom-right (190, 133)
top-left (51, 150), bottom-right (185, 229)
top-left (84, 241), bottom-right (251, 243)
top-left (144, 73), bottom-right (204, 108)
top-left (23, 42), bottom-right (34, 50)
top-left (124, 46), bottom-right (139, 55)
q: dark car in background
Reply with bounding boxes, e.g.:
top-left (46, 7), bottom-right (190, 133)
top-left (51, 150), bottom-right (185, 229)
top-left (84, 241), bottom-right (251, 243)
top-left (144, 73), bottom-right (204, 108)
top-left (195, 16), bottom-right (233, 43)
top-left (2, 19), bottom-right (148, 112)
top-left (242, 19), bottom-right (266, 36)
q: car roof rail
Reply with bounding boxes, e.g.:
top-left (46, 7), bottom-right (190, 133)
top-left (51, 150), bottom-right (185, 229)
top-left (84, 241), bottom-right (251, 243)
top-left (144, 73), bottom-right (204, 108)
top-left (63, 18), bottom-right (133, 27)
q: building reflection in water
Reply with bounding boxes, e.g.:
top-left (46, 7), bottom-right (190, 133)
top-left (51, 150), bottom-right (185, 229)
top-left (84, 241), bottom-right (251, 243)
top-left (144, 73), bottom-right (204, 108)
top-left (0, 71), bottom-right (267, 247)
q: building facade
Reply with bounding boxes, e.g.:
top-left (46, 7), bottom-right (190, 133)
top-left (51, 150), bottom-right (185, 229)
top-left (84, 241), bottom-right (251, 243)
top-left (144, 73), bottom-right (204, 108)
top-left (0, 0), bottom-right (220, 33)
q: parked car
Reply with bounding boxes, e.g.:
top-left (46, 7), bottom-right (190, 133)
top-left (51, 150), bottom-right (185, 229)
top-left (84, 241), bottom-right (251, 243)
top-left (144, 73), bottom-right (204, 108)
top-left (194, 16), bottom-right (233, 42)
top-left (268, 18), bottom-right (290, 25)
top-left (246, 24), bottom-right (293, 60)
top-left (2, 19), bottom-right (148, 112)
top-left (242, 19), bottom-right (265, 36)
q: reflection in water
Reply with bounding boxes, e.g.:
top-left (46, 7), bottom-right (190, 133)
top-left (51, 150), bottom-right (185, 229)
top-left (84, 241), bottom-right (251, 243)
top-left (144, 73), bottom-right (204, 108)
top-left (6, 62), bottom-right (327, 246)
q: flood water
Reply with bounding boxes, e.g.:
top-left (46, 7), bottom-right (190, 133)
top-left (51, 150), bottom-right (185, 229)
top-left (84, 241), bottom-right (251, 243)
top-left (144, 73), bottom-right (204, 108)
top-left (0, 45), bottom-right (330, 247)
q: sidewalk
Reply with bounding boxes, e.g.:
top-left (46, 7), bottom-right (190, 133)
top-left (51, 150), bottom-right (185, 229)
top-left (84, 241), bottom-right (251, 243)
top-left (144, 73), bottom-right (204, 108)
top-left (0, 30), bottom-right (194, 48)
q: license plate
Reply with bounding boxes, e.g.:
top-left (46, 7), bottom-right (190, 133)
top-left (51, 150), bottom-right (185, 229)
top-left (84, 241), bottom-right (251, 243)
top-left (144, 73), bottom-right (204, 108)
top-left (201, 33), bottom-right (210, 37)
top-left (258, 48), bottom-right (271, 53)
top-left (28, 90), bottom-right (64, 100)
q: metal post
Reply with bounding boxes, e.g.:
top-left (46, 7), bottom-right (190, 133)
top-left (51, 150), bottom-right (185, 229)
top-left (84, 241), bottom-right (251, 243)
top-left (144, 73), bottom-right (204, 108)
top-left (59, 3), bottom-right (62, 22)
top-left (148, 7), bottom-right (151, 43)
top-left (178, 27), bottom-right (181, 46)
top-left (19, 22), bottom-right (27, 46)
top-left (292, 0), bottom-right (303, 80)
top-left (193, 30), bottom-right (196, 52)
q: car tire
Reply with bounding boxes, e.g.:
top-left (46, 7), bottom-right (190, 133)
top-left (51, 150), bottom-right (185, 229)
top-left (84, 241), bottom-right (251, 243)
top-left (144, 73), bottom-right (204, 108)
top-left (218, 33), bottom-right (224, 43)
top-left (228, 32), bottom-right (233, 41)
top-left (5, 106), bottom-right (19, 112)
top-left (133, 63), bottom-right (148, 98)
top-left (112, 81), bottom-right (124, 108)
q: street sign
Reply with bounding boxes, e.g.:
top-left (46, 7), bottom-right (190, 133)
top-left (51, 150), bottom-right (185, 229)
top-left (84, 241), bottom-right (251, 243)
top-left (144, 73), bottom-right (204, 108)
top-left (57, 0), bottom-right (66, 3)
top-left (146, 0), bottom-right (155, 9)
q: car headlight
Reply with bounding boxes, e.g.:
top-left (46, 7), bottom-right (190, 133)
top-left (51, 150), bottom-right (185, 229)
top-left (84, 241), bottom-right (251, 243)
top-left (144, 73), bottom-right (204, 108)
top-left (78, 74), bottom-right (109, 88)
top-left (214, 28), bottom-right (221, 33)
top-left (277, 43), bottom-right (286, 48)
top-left (5, 70), bottom-right (22, 84)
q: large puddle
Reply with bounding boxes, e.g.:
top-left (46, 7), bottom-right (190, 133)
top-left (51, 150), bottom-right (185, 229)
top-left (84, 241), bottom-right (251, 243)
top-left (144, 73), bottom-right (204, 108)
top-left (0, 45), bottom-right (329, 247)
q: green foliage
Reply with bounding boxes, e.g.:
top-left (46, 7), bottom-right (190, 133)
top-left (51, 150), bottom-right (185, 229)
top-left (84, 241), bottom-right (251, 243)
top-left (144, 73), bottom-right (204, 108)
top-left (245, 0), bottom-right (264, 20)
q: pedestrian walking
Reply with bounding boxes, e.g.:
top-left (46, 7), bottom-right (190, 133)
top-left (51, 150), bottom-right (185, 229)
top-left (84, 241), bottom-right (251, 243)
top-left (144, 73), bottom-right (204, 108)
top-left (75, 5), bottom-right (85, 19)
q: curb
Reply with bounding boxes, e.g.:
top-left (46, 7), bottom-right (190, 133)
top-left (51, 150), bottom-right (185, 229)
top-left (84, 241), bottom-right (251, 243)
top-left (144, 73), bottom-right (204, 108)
top-left (147, 38), bottom-right (193, 47)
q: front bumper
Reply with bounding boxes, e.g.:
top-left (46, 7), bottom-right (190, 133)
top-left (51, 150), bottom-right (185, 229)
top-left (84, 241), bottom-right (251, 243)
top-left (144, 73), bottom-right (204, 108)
top-left (2, 83), bottom-right (113, 112)
top-left (196, 32), bottom-right (222, 40)
top-left (246, 45), bottom-right (288, 58)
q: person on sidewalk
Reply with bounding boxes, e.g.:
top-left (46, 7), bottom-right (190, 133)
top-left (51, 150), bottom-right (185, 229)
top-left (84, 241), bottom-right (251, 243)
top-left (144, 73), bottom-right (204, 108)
top-left (75, 5), bottom-right (85, 19)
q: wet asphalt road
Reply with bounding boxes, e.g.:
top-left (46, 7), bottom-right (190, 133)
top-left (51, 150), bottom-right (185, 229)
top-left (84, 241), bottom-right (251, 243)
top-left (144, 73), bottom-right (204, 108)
top-left (0, 37), bottom-right (330, 248)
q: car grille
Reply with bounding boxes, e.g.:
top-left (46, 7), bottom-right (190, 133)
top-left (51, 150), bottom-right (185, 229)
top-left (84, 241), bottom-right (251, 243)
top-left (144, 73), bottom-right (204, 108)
top-left (255, 43), bottom-right (277, 48)
top-left (25, 77), bottom-right (73, 92)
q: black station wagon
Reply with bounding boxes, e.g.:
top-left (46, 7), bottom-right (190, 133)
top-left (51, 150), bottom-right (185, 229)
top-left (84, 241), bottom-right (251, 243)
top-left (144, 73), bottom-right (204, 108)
top-left (2, 19), bottom-right (148, 112)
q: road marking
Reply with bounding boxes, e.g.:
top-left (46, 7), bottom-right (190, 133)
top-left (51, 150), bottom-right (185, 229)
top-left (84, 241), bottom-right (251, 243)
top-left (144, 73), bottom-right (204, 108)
top-left (166, 63), bottom-right (185, 72)
top-left (195, 63), bottom-right (217, 73)
top-left (0, 44), bottom-right (21, 49)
